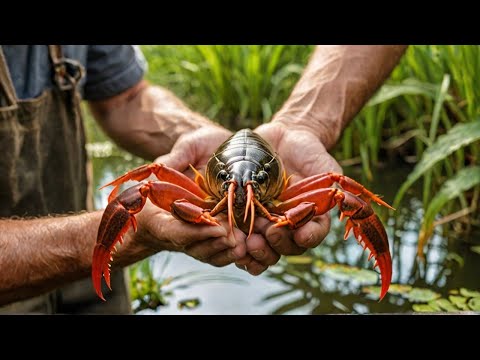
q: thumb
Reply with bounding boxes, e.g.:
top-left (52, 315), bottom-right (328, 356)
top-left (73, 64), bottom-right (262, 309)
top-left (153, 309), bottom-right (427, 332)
top-left (154, 149), bottom-right (192, 173)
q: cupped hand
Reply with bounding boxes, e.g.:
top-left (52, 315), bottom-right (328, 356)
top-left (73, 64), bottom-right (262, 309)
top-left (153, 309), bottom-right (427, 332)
top-left (249, 122), bottom-right (343, 258)
top-left (145, 125), bottom-right (278, 272)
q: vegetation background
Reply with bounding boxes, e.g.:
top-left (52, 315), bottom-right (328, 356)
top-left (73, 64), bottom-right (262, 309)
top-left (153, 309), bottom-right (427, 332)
top-left (85, 45), bottom-right (480, 313)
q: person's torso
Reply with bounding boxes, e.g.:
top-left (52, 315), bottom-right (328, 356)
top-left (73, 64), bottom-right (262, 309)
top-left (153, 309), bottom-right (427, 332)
top-left (0, 45), bottom-right (130, 314)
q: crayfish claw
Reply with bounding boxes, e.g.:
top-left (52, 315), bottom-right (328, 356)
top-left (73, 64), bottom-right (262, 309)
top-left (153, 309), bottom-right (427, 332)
top-left (375, 252), bottom-right (392, 301)
top-left (92, 197), bottom-right (137, 301)
top-left (92, 244), bottom-right (110, 301)
top-left (347, 212), bottom-right (392, 301)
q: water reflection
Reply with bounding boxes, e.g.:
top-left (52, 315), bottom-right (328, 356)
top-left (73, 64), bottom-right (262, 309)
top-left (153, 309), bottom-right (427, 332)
top-left (90, 148), bottom-right (480, 314)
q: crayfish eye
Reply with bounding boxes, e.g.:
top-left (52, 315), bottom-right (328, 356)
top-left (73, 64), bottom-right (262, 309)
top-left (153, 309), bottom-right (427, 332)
top-left (256, 170), bottom-right (268, 184)
top-left (219, 170), bottom-right (229, 181)
top-left (263, 163), bottom-right (271, 172)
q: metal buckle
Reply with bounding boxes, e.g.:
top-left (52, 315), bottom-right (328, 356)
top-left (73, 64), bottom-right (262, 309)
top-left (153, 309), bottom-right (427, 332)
top-left (53, 58), bottom-right (85, 91)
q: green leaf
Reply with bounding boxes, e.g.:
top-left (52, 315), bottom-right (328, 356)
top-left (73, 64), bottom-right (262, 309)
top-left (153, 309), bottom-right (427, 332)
top-left (367, 78), bottom-right (448, 107)
top-left (460, 288), bottom-right (480, 298)
top-left (418, 166), bottom-right (480, 256)
top-left (470, 246), bottom-right (480, 255)
top-left (393, 121), bottom-right (480, 209)
top-left (468, 297), bottom-right (480, 311)
top-left (405, 288), bottom-right (441, 303)
top-left (445, 252), bottom-right (465, 267)
top-left (286, 255), bottom-right (313, 265)
top-left (429, 74), bottom-right (450, 141)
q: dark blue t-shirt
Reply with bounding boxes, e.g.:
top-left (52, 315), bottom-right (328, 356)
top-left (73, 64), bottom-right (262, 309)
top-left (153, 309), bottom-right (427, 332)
top-left (1, 45), bottom-right (147, 101)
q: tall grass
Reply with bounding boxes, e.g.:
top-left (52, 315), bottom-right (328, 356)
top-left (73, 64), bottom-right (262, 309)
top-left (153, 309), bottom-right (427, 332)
top-left (137, 45), bottom-right (480, 253)
top-left (142, 45), bottom-right (313, 129)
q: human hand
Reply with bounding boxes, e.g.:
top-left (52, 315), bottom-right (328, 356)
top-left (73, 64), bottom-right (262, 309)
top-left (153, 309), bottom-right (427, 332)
top-left (245, 122), bottom-right (342, 259)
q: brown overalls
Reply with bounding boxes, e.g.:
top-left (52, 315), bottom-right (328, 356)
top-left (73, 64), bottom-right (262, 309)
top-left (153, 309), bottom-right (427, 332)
top-left (0, 45), bottom-right (131, 314)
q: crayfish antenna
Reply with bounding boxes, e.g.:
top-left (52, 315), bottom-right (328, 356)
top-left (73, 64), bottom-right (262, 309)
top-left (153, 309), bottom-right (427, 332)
top-left (244, 183), bottom-right (255, 238)
top-left (227, 182), bottom-right (237, 238)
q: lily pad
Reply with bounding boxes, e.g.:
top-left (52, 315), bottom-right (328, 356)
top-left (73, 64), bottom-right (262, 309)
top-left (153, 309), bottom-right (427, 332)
top-left (412, 304), bottom-right (437, 312)
top-left (362, 284), bottom-right (412, 296)
top-left (387, 284), bottom-right (413, 295)
top-left (426, 300), bottom-right (442, 311)
top-left (405, 288), bottom-right (441, 303)
top-left (449, 296), bottom-right (468, 311)
top-left (362, 286), bottom-right (381, 296)
top-left (177, 298), bottom-right (201, 310)
top-left (470, 246), bottom-right (480, 255)
top-left (468, 297), bottom-right (480, 311)
top-left (460, 288), bottom-right (480, 298)
top-left (286, 255), bottom-right (313, 265)
top-left (318, 263), bottom-right (379, 285)
top-left (432, 299), bottom-right (458, 312)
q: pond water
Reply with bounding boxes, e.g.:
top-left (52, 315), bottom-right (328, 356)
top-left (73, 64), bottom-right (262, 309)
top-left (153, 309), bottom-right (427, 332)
top-left (89, 144), bottom-right (480, 314)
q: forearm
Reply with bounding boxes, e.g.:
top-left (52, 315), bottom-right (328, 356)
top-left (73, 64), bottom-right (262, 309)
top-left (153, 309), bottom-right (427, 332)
top-left (273, 45), bottom-right (408, 150)
top-left (0, 211), bottom-right (152, 306)
top-left (89, 80), bottom-right (220, 161)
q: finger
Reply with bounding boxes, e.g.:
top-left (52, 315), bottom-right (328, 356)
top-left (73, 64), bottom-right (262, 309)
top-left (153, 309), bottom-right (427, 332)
top-left (184, 236), bottom-right (234, 261)
top-left (263, 223), bottom-right (306, 256)
top-left (292, 214), bottom-right (331, 249)
top-left (246, 233), bottom-right (280, 266)
top-left (246, 262), bottom-right (268, 276)
top-left (235, 255), bottom-right (254, 267)
top-left (205, 227), bottom-right (247, 267)
top-left (166, 220), bottom-right (228, 248)
top-left (154, 149), bottom-right (191, 173)
top-left (235, 256), bottom-right (268, 276)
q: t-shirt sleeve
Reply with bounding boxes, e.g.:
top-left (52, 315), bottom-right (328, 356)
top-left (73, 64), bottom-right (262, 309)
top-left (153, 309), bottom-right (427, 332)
top-left (83, 45), bottom-right (147, 101)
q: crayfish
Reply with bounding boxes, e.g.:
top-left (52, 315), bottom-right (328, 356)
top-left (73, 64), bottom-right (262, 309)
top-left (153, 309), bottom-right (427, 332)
top-left (92, 129), bottom-right (393, 301)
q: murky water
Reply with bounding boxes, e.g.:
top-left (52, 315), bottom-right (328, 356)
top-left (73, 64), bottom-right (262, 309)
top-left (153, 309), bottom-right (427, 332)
top-left (90, 146), bottom-right (480, 314)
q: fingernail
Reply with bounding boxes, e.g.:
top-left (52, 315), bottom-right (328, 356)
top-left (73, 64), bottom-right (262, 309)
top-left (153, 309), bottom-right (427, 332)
top-left (251, 250), bottom-right (265, 260)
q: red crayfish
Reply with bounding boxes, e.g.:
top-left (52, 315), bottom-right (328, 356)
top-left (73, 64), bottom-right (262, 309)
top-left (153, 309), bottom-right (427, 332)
top-left (92, 129), bottom-right (393, 300)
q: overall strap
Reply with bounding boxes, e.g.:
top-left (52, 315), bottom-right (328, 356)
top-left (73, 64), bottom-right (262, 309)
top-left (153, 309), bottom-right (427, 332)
top-left (48, 45), bottom-right (85, 91)
top-left (0, 46), bottom-right (18, 107)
